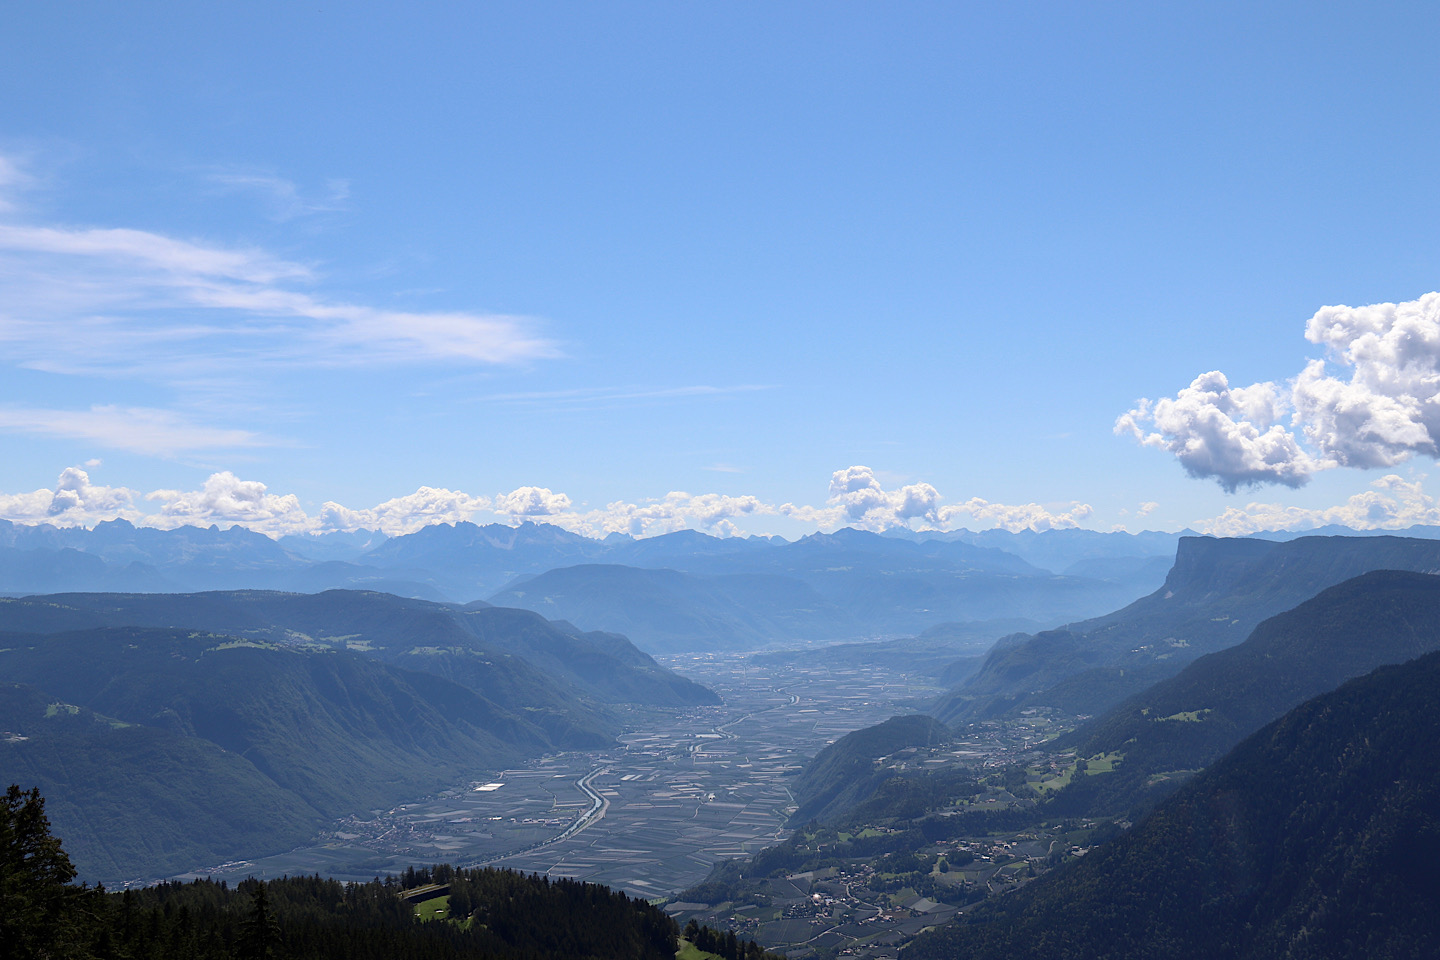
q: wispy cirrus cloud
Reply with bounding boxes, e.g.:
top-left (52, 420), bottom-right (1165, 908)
top-left (0, 154), bottom-right (559, 385)
top-left (207, 170), bottom-right (350, 221)
top-left (472, 384), bottom-right (771, 409)
top-left (0, 405), bottom-right (266, 456)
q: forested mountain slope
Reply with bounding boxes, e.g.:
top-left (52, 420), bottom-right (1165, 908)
top-left (788, 714), bottom-right (954, 826)
top-left (0, 588), bottom-right (717, 711)
top-left (0, 626), bottom-right (569, 881)
top-left (1048, 569), bottom-right (1440, 816)
top-left (906, 650), bottom-right (1440, 960)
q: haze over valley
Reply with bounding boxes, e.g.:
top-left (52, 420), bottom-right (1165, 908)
top-left (5, 5), bottom-right (1440, 959)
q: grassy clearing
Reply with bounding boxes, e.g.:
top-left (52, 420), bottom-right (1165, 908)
top-left (677, 940), bottom-right (723, 960)
top-left (1033, 751), bottom-right (1124, 792)
top-left (413, 895), bottom-right (450, 922)
top-left (1086, 751), bottom-right (1122, 773)
top-left (1157, 709), bottom-right (1211, 723)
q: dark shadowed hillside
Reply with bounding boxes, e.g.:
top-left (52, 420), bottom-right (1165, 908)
top-left (1045, 569), bottom-right (1440, 816)
top-left (0, 625), bottom-right (564, 882)
top-left (0, 681), bottom-right (321, 883)
top-left (905, 650), bottom-right (1440, 960)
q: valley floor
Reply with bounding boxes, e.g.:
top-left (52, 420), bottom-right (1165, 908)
top-left (167, 653), bottom-right (945, 893)
top-left (165, 651), bottom-right (1102, 958)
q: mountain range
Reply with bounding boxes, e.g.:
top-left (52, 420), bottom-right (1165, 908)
top-left (0, 589), bottom-right (717, 882)
top-left (906, 648), bottom-right (1440, 959)
top-left (934, 534), bottom-right (1440, 723)
top-left (0, 519), bottom-right (1184, 651)
top-left (1045, 569), bottom-right (1440, 817)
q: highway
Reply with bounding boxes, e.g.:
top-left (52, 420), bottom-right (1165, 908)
top-left (461, 766), bottom-right (610, 869)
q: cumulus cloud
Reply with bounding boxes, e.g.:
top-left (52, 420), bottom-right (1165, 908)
top-left (146, 472), bottom-right (312, 536)
top-left (780, 465), bottom-right (944, 530)
top-left (1293, 292), bottom-right (1440, 467)
top-left (493, 486), bottom-right (573, 518)
top-left (1, 464), bottom-right (1097, 540)
top-left (938, 497), bottom-right (1094, 533)
top-left (0, 467), bottom-right (142, 527)
top-left (1198, 474), bottom-right (1440, 536)
top-left (316, 487), bottom-right (491, 536)
top-left (1122, 293), bottom-right (1440, 491)
top-left (777, 466), bottom-right (1094, 534)
top-left (1116, 371), bottom-right (1321, 491)
top-left (564, 492), bottom-right (775, 538)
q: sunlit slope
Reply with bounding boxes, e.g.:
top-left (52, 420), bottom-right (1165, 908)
top-left (906, 650), bottom-right (1440, 960)
top-left (1047, 569), bottom-right (1440, 816)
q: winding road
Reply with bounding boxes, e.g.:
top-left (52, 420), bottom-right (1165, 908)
top-left (461, 766), bottom-right (610, 868)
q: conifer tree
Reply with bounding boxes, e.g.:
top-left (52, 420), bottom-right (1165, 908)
top-left (0, 784), bottom-right (88, 959)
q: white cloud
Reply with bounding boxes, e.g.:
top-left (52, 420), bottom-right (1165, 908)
top-left (0, 467), bottom-right (142, 527)
top-left (1197, 474), bottom-right (1440, 536)
top-left (938, 497), bottom-right (1094, 533)
top-left (1293, 292), bottom-right (1440, 468)
top-left (567, 492), bottom-right (774, 537)
top-left (779, 465), bottom-right (945, 531)
top-left (1137, 501), bottom-right (1159, 517)
top-left (0, 464), bottom-right (1096, 540)
top-left (776, 465), bottom-right (1094, 534)
top-left (209, 171), bottom-right (350, 221)
top-left (1122, 293), bottom-right (1440, 491)
top-left (1116, 371), bottom-right (1321, 491)
top-left (146, 472), bottom-right (313, 536)
top-left (0, 405), bottom-right (265, 456)
top-left (0, 154), bottom-right (558, 383)
top-left (316, 486), bottom-right (491, 536)
top-left (494, 486), bottom-right (572, 518)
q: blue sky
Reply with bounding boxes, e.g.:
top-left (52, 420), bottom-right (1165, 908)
top-left (3, 2), bottom-right (1440, 539)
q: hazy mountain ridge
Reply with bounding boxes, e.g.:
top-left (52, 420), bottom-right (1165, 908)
top-left (0, 520), bottom-right (1184, 649)
top-left (0, 625), bottom-right (565, 882)
top-left (0, 588), bottom-right (717, 711)
top-left (934, 534), bottom-right (1440, 723)
top-left (487, 542), bottom-right (1163, 650)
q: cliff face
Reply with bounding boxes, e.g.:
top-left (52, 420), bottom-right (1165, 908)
top-left (936, 534), bottom-right (1440, 723)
